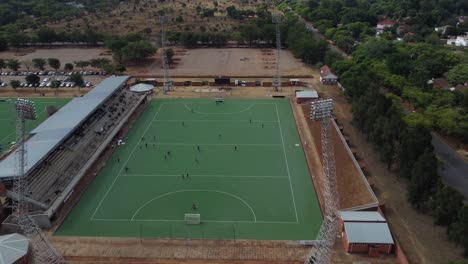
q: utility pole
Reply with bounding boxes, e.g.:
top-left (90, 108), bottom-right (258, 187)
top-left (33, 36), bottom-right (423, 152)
top-left (272, 13), bottom-right (282, 92)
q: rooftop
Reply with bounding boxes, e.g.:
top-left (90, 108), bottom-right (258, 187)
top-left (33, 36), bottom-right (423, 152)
top-left (0, 76), bottom-right (129, 179)
top-left (0, 233), bottom-right (29, 264)
top-left (320, 65), bottom-right (338, 79)
top-left (339, 210), bottom-right (386, 222)
top-left (345, 222), bottom-right (394, 244)
top-left (296, 90), bottom-right (318, 99)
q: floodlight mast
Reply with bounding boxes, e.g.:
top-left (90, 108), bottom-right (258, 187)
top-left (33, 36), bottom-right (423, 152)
top-left (305, 99), bottom-right (339, 264)
top-left (272, 12), bottom-right (282, 92)
top-left (160, 15), bottom-right (171, 93)
top-left (13, 99), bottom-right (64, 264)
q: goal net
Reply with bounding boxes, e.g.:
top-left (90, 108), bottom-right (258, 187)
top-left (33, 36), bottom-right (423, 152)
top-left (185, 213), bottom-right (201, 225)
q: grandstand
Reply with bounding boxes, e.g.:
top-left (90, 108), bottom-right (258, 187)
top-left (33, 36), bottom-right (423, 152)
top-left (0, 76), bottom-right (148, 228)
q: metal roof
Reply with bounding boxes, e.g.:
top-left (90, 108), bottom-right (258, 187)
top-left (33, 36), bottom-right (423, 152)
top-left (0, 76), bottom-right (129, 179)
top-left (344, 222), bottom-right (394, 244)
top-left (0, 233), bottom-right (29, 264)
top-left (339, 211), bottom-right (386, 222)
top-left (296, 90), bottom-right (318, 99)
top-left (130, 83), bottom-right (153, 93)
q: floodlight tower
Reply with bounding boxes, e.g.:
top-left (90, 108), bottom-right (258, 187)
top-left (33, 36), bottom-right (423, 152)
top-left (13, 99), bottom-right (64, 264)
top-left (305, 99), bottom-right (339, 264)
top-left (160, 15), bottom-right (172, 93)
top-left (272, 12), bottom-right (282, 92)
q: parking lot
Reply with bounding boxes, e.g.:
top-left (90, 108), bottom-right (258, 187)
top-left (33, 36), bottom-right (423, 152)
top-left (0, 70), bottom-right (108, 89)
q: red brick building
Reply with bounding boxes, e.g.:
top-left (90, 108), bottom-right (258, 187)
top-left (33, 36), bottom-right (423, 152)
top-left (320, 66), bottom-right (338, 85)
top-left (339, 211), bottom-right (394, 256)
top-left (295, 90), bottom-right (319, 104)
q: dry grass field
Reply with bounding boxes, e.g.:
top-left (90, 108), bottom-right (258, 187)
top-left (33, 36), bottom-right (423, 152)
top-left (48, 0), bottom-right (260, 39)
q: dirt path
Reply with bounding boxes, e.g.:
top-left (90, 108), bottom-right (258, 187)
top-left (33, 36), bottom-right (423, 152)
top-left (310, 71), bottom-right (465, 263)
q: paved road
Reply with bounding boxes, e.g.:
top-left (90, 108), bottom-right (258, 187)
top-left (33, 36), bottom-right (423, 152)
top-left (432, 133), bottom-right (468, 198)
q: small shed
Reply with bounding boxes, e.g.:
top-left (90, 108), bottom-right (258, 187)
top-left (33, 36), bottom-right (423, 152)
top-left (0, 233), bottom-right (30, 264)
top-left (295, 90), bottom-right (318, 104)
top-left (320, 65), bottom-right (338, 85)
top-left (342, 222), bottom-right (394, 255)
top-left (289, 79), bottom-right (300, 86)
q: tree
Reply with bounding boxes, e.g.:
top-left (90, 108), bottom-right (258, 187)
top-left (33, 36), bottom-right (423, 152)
top-left (408, 150), bottom-right (438, 208)
top-left (399, 124), bottom-right (433, 179)
top-left (10, 80), bottom-right (20, 89)
top-left (115, 64), bottom-right (126, 73)
top-left (448, 64), bottom-right (468, 86)
top-left (32, 58), bottom-right (46, 71)
top-left (74, 61), bottom-right (90, 70)
top-left (36, 27), bottom-right (57, 43)
top-left (0, 59), bottom-right (5, 73)
top-left (69, 73), bottom-right (84, 86)
top-left (448, 205), bottom-right (468, 257)
top-left (64, 63), bottom-right (74, 71)
top-left (47, 58), bottom-right (61, 71)
top-left (51, 80), bottom-right (61, 95)
top-left (0, 36), bottom-right (8, 51)
top-left (431, 183), bottom-right (464, 226)
top-left (6, 59), bottom-right (20, 71)
top-left (90, 58), bottom-right (111, 69)
top-left (8, 33), bottom-right (29, 50)
top-left (25, 74), bottom-right (40, 84)
top-left (22, 60), bottom-right (33, 71)
top-left (120, 41), bottom-right (155, 63)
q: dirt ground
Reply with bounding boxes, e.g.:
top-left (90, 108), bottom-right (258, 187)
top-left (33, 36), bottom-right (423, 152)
top-left (299, 104), bottom-right (379, 211)
top-left (141, 48), bottom-right (312, 77)
top-left (309, 71), bottom-right (466, 264)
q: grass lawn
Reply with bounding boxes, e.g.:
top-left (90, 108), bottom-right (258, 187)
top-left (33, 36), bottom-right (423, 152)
top-left (0, 98), bottom-right (71, 154)
top-left (56, 99), bottom-right (322, 240)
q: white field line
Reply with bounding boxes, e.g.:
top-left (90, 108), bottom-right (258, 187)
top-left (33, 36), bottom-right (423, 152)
top-left (90, 103), bottom-right (165, 220)
top-left (274, 103), bottom-right (299, 223)
top-left (144, 142), bottom-right (281, 147)
top-left (130, 189), bottom-right (256, 222)
top-left (152, 119), bottom-right (278, 123)
top-left (91, 218), bottom-right (297, 224)
top-left (120, 174), bottom-right (288, 178)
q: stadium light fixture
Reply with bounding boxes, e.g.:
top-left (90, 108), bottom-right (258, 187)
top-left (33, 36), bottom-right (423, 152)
top-left (16, 98), bottom-right (37, 121)
top-left (310, 99), bottom-right (334, 121)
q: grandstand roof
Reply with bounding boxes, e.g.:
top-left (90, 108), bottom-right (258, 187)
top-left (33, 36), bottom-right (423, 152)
top-left (339, 210), bottom-right (386, 222)
top-left (0, 233), bottom-right (29, 264)
top-left (0, 76), bottom-right (129, 179)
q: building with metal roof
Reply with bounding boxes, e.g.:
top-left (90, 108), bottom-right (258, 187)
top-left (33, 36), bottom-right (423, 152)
top-left (0, 76), bottom-right (129, 179)
top-left (130, 83), bottom-right (154, 93)
top-left (342, 222), bottom-right (394, 254)
top-left (339, 210), bottom-right (386, 222)
top-left (0, 233), bottom-right (30, 264)
top-left (295, 90), bottom-right (319, 104)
